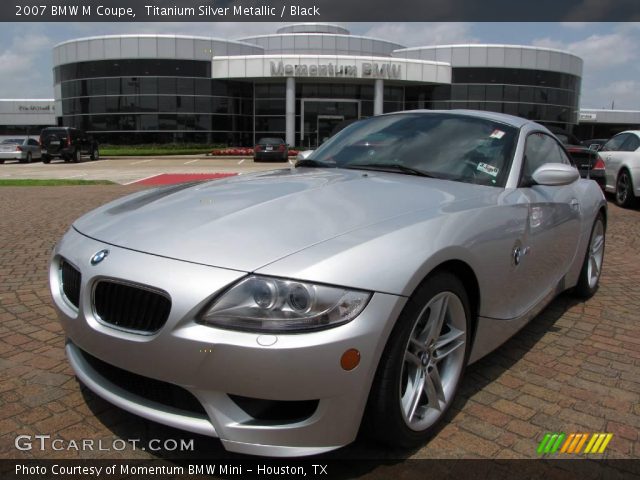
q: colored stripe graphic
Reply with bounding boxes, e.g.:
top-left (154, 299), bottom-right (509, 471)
top-left (538, 432), bottom-right (613, 455)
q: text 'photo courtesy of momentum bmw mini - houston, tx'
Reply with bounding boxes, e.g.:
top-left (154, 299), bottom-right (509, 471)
top-left (49, 110), bottom-right (607, 456)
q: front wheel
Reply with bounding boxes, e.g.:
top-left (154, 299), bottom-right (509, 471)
top-left (73, 148), bottom-right (81, 163)
top-left (574, 213), bottom-right (606, 298)
top-left (615, 170), bottom-right (636, 208)
top-left (90, 147), bottom-right (99, 161)
top-left (365, 271), bottom-right (470, 448)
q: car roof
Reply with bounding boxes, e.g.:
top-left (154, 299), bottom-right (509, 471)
top-left (383, 109), bottom-right (544, 130)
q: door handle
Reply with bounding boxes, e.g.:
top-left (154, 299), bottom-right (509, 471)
top-left (570, 199), bottom-right (580, 212)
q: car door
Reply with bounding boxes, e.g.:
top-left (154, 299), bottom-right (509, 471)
top-left (601, 133), bottom-right (630, 191)
top-left (514, 132), bottom-right (581, 310)
top-left (27, 138), bottom-right (40, 158)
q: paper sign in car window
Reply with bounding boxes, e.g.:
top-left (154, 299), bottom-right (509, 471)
top-left (477, 162), bottom-right (500, 177)
top-left (490, 129), bottom-right (505, 139)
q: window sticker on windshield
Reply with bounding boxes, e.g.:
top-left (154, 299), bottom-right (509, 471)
top-left (477, 162), bottom-right (500, 177)
top-left (489, 129), bottom-right (505, 139)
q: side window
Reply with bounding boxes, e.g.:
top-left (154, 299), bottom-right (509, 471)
top-left (28, 139), bottom-right (38, 146)
top-left (555, 143), bottom-right (573, 166)
top-left (521, 132), bottom-right (567, 185)
top-left (603, 133), bottom-right (629, 152)
top-left (621, 134), bottom-right (640, 152)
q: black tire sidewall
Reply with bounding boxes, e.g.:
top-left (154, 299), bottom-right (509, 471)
top-left (574, 213), bottom-right (605, 298)
top-left (616, 170), bottom-right (635, 208)
top-left (364, 271), bottom-right (471, 448)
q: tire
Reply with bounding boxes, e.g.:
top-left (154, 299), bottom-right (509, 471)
top-left (573, 213), bottom-right (606, 298)
top-left (90, 147), bottom-right (99, 161)
top-left (42, 155), bottom-right (50, 164)
top-left (73, 148), bottom-right (81, 163)
top-left (365, 271), bottom-right (471, 448)
top-left (615, 169), bottom-right (636, 208)
top-left (25, 152), bottom-right (32, 164)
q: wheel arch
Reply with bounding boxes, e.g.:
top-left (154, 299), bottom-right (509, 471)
top-left (412, 258), bottom-right (481, 345)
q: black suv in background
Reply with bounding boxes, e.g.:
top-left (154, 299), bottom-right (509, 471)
top-left (40, 127), bottom-right (99, 163)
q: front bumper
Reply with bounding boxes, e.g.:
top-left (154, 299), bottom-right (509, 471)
top-left (50, 227), bottom-right (405, 456)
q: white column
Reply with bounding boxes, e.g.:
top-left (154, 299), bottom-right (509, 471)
top-left (374, 79), bottom-right (384, 116)
top-left (285, 77), bottom-right (296, 147)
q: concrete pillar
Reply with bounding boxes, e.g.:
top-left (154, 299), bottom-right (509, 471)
top-left (285, 77), bottom-right (295, 147)
top-left (374, 79), bottom-right (384, 116)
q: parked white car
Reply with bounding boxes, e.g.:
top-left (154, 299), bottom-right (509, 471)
top-left (601, 131), bottom-right (640, 207)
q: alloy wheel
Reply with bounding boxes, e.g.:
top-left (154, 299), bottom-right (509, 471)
top-left (616, 172), bottom-right (630, 205)
top-left (587, 218), bottom-right (605, 289)
top-left (399, 291), bottom-right (466, 431)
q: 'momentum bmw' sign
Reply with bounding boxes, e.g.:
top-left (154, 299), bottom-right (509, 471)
top-left (211, 55), bottom-right (452, 84)
top-left (269, 60), bottom-right (402, 79)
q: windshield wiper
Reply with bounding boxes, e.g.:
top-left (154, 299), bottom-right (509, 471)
top-left (295, 159), bottom-right (334, 168)
top-left (344, 163), bottom-right (438, 178)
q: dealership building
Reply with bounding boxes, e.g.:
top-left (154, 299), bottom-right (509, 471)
top-left (1, 23), bottom-right (639, 146)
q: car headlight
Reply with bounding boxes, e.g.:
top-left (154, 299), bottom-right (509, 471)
top-left (199, 275), bottom-right (371, 333)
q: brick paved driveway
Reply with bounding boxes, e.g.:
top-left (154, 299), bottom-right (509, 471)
top-left (0, 185), bottom-right (638, 460)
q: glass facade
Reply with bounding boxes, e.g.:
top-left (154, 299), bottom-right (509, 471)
top-left (55, 61), bottom-right (581, 146)
top-left (405, 67), bottom-right (580, 127)
top-left (56, 60), bottom-right (255, 145)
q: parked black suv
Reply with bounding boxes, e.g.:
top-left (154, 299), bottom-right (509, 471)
top-left (39, 127), bottom-right (99, 163)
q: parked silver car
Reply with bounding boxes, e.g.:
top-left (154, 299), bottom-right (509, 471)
top-left (50, 111), bottom-right (606, 457)
top-left (0, 137), bottom-right (41, 163)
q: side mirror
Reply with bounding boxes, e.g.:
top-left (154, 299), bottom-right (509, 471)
top-left (532, 163), bottom-right (580, 186)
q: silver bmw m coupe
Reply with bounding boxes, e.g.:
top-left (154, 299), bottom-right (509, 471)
top-left (50, 111), bottom-right (607, 457)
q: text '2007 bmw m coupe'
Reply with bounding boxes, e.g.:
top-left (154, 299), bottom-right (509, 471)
top-left (50, 111), bottom-right (606, 457)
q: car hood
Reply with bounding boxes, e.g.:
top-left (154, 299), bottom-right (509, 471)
top-left (73, 168), bottom-right (486, 272)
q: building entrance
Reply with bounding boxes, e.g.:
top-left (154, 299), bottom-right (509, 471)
top-left (300, 99), bottom-right (360, 148)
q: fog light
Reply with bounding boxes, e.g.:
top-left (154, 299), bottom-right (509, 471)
top-left (340, 349), bottom-right (360, 371)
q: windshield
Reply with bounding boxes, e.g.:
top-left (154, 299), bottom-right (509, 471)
top-left (307, 113), bottom-right (518, 187)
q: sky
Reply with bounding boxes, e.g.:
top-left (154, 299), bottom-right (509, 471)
top-left (1, 22), bottom-right (638, 110)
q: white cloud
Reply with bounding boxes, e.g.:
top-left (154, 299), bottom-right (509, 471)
top-left (360, 23), bottom-right (477, 47)
top-left (559, 22), bottom-right (590, 29)
top-left (0, 33), bottom-right (53, 97)
top-left (533, 26), bottom-right (637, 70)
top-left (591, 80), bottom-right (640, 110)
top-left (65, 21), bottom-right (280, 40)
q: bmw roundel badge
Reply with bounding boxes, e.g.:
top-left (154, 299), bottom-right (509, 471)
top-left (90, 249), bottom-right (109, 265)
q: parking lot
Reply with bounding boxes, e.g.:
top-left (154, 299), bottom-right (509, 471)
top-left (0, 170), bottom-right (639, 463)
top-left (0, 156), bottom-right (281, 185)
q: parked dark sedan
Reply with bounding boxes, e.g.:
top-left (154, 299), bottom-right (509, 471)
top-left (586, 139), bottom-right (609, 151)
top-left (253, 137), bottom-right (288, 162)
top-left (549, 128), bottom-right (605, 190)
